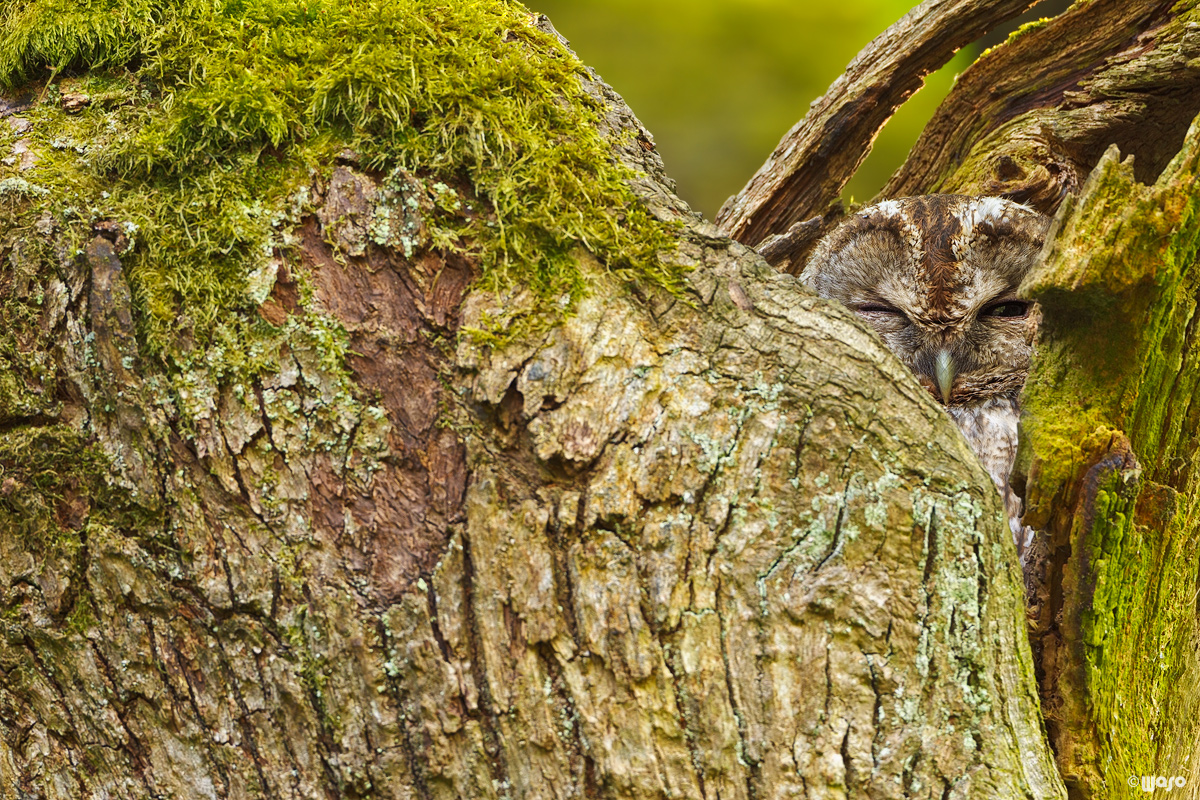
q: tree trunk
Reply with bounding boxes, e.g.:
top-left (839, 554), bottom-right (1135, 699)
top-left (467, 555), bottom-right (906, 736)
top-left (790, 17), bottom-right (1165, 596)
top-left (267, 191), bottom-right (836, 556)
top-left (764, 0), bottom-right (1200, 794)
top-left (0, 2), bottom-right (1195, 800)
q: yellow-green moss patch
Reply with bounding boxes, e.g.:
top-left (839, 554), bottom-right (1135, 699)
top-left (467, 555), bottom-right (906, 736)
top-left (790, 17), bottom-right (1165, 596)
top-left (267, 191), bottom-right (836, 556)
top-left (1021, 133), bottom-right (1200, 792)
top-left (0, 0), bottom-right (681, 354)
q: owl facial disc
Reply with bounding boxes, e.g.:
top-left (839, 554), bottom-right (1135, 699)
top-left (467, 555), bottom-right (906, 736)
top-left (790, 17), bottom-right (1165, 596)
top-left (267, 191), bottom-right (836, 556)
top-left (800, 194), bottom-right (1051, 552)
top-left (800, 194), bottom-right (1050, 410)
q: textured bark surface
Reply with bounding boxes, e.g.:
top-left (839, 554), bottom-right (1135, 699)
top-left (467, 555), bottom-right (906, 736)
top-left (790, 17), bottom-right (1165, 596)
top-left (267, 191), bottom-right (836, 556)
top-left (1015, 137), bottom-right (1200, 797)
top-left (883, 0), bottom-right (1200, 210)
top-left (0, 163), bottom-right (477, 799)
top-left (881, 2), bottom-right (1200, 794)
top-left (0, 11), bottom-right (1069, 800)
top-left (715, 0), bottom-right (1200, 794)
top-left (3, 0), bottom-right (1199, 798)
top-left (422, 231), bottom-right (1063, 800)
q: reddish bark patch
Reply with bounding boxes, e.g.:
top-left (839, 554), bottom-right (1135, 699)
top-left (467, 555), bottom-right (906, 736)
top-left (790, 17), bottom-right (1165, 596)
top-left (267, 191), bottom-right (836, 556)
top-left (54, 482), bottom-right (90, 531)
top-left (258, 262), bottom-right (300, 325)
top-left (300, 219), bottom-right (471, 603)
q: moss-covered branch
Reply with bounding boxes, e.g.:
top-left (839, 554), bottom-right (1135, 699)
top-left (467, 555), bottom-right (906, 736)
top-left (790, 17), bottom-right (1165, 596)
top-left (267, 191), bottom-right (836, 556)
top-left (1014, 130), bottom-right (1200, 795)
top-left (0, 0), bottom-right (682, 355)
top-left (0, 1), bottom-right (1070, 797)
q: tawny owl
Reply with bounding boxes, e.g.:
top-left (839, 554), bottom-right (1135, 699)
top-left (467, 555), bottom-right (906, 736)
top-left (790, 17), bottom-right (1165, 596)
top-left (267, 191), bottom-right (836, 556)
top-left (800, 195), bottom-right (1050, 554)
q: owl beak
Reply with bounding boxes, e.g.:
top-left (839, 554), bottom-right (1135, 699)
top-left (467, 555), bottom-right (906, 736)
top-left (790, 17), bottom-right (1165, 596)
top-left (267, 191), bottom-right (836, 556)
top-left (935, 349), bottom-right (956, 404)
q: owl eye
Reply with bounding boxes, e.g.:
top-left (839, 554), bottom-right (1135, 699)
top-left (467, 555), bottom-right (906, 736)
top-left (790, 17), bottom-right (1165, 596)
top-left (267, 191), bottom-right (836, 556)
top-left (856, 304), bottom-right (905, 316)
top-left (983, 301), bottom-right (1031, 318)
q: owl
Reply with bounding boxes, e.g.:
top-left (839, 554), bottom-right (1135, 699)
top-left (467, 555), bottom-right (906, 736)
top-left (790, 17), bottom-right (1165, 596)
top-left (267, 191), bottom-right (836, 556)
top-left (800, 195), bottom-right (1050, 555)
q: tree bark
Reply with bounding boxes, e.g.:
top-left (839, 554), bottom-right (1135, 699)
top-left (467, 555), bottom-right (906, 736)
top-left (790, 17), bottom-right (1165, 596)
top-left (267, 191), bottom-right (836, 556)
top-left (1016, 141), bottom-right (1200, 796)
top-left (0, 2), bottom-right (1196, 800)
top-left (749, 0), bottom-right (1200, 793)
top-left (713, 0), bottom-right (1042, 247)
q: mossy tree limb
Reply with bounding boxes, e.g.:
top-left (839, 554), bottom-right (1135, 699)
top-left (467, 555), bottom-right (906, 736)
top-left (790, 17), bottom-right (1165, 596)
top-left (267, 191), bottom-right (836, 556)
top-left (861, 1), bottom-right (1200, 794)
top-left (3, 0), bottom-right (1197, 798)
top-left (0, 1), bottom-right (1073, 798)
top-left (1013, 133), bottom-right (1200, 796)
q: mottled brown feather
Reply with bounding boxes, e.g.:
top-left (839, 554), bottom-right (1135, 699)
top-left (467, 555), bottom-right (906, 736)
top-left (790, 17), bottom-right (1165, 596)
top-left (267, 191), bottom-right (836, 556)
top-left (801, 194), bottom-right (1050, 556)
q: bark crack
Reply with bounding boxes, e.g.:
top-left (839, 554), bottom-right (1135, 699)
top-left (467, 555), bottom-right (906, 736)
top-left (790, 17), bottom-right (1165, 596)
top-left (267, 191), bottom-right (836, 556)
top-left (459, 528), bottom-right (514, 793)
top-left (715, 577), bottom-right (759, 800)
top-left (211, 634), bottom-right (285, 800)
top-left (150, 621), bottom-right (233, 797)
top-left (295, 587), bottom-right (353, 798)
top-left (80, 633), bottom-right (157, 796)
top-left (374, 618), bottom-right (437, 800)
top-left (1153, 285), bottom-right (1200, 485)
top-left (661, 638), bottom-right (708, 799)
top-left (18, 637), bottom-right (88, 797)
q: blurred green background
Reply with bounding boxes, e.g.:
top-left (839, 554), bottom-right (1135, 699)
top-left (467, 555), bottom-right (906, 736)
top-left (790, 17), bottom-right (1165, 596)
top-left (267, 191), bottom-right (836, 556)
top-left (527, 1), bottom-right (1061, 219)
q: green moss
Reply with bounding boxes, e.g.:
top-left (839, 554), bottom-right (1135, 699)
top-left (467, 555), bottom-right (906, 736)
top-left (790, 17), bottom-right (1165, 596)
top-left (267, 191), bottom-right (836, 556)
top-left (0, 425), bottom-right (106, 546)
top-left (1021, 129), bottom-right (1200, 791)
top-left (63, 588), bottom-right (97, 634)
top-left (0, 319), bottom-right (50, 422)
top-left (1072, 470), bottom-right (1198, 794)
top-left (0, 0), bottom-right (681, 354)
top-left (0, 0), bottom-right (163, 84)
top-left (976, 17), bottom-right (1054, 62)
top-left (1008, 17), bottom-right (1054, 42)
top-left (1021, 149), bottom-right (1182, 519)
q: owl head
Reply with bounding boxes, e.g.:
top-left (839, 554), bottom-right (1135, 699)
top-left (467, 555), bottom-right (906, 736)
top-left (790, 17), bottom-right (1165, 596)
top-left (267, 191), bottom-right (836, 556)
top-left (801, 195), bottom-right (1050, 408)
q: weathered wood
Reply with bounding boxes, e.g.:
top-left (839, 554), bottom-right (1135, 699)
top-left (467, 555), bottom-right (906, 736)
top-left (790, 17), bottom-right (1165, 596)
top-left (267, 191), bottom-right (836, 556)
top-left (749, 202), bottom-right (843, 276)
top-left (871, 2), bottom-right (1200, 794)
top-left (0, 6), bottom-right (1068, 798)
top-left (1013, 135), bottom-right (1200, 797)
top-left (884, 0), bottom-right (1200, 209)
top-left (713, 0), bottom-right (1041, 248)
